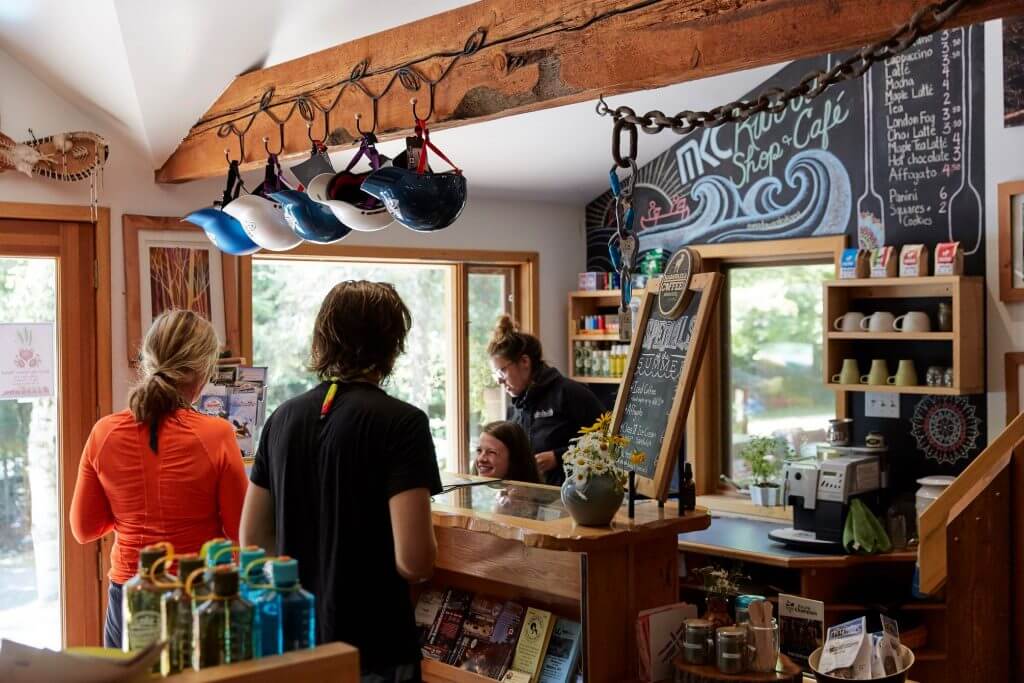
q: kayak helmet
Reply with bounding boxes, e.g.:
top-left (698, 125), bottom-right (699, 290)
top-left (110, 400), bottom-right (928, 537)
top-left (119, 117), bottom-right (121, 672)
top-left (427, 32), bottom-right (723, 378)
top-left (223, 155), bottom-right (302, 251)
top-left (270, 188), bottom-right (351, 244)
top-left (307, 135), bottom-right (393, 232)
top-left (186, 160), bottom-right (261, 255)
top-left (360, 121), bottom-right (467, 232)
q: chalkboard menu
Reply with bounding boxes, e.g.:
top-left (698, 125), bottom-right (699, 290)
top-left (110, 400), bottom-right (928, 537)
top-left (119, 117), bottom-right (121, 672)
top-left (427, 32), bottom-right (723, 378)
top-left (585, 25), bottom-right (985, 275)
top-left (611, 272), bottom-right (722, 501)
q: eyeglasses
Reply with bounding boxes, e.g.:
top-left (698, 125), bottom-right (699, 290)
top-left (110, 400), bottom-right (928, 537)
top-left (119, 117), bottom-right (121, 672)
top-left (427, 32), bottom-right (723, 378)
top-left (491, 361), bottom-right (514, 382)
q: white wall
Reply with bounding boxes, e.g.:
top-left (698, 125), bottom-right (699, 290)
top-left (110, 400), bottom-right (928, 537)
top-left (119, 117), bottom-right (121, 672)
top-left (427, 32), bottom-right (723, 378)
top-left (0, 47), bottom-right (584, 409)
top-left (984, 20), bottom-right (1024, 439)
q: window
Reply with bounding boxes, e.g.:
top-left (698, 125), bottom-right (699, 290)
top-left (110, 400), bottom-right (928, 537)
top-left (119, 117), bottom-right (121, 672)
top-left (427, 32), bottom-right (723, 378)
top-left (723, 263), bottom-right (835, 485)
top-left (245, 247), bottom-right (535, 474)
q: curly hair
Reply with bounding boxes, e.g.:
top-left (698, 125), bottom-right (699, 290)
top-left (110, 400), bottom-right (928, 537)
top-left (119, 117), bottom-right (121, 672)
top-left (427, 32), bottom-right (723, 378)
top-left (309, 280), bottom-right (412, 381)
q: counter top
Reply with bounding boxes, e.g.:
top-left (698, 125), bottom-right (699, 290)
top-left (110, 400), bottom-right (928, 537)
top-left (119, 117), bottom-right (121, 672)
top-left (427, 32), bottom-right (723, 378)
top-left (432, 473), bottom-right (710, 551)
top-left (677, 515), bottom-right (917, 568)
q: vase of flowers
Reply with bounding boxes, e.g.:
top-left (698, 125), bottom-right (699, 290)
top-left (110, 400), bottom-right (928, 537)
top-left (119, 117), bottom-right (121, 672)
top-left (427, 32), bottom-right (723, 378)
top-left (560, 413), bottom-right (643, 527)
top-left (739, 435), bottom-right (792, 507)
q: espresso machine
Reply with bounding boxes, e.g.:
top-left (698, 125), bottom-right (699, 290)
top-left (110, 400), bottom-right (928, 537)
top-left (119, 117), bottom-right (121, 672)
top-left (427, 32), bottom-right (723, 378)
top-left (768, 455), bottom-right (882, 550)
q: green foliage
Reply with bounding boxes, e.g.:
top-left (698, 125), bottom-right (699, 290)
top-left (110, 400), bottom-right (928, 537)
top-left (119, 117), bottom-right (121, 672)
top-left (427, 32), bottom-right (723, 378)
top-left (738, 435), bottom-right (792, 486)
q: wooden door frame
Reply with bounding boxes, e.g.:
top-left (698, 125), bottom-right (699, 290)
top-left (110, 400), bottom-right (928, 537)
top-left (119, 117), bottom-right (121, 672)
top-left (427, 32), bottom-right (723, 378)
top-left (238, 244), bottom-right (539, 473)
top-left (0, 201), bottom-right (112, 646)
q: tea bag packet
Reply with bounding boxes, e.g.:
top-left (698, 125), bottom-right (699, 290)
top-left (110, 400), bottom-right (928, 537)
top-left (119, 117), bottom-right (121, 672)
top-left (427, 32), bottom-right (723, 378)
top-left (819, 617), bottom-right (872, 679)
top-left (873, 615), bottom-right (901, 676)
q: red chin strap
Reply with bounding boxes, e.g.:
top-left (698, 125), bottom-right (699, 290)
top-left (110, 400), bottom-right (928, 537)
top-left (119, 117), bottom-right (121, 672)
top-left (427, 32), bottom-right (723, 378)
top-left (414, 119), bottom-right (461, 175)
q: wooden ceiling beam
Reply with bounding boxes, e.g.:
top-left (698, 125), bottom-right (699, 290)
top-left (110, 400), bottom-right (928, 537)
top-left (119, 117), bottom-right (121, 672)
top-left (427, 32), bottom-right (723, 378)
top-left (156, 0), bottom-right (1020, 184)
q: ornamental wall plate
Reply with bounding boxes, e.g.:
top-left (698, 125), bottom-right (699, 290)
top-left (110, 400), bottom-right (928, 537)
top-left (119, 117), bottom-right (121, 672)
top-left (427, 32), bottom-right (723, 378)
top-left (909, 395), bottom-right (981, 465)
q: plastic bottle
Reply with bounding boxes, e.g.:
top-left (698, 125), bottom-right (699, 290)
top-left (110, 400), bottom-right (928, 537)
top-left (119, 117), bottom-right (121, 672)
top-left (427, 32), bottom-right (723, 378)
top-left (202, 538), bottom-right (233, 569)
top-left (582, 342), bottom-right (593, 377)
top-left (256, 557), bottom-right (316, 656)
top-left (193, 567), bottom-right (257, 669)
top-left (122, 544), bottom-right (171, 656)
top-left (160, 553), bottom-right (205, 676)
top-left (238, 546), bottom-right (266, 604)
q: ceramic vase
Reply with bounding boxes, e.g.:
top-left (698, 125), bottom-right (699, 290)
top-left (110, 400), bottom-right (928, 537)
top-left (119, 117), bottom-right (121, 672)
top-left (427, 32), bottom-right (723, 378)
top-left (561, 473), bottom-right (624, 526)
top-left (749, 484), bottom-right (781, 506)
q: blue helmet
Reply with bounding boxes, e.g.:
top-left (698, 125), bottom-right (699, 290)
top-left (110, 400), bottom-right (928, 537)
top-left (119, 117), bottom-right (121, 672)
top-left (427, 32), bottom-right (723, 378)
top-left (269, 189), bottom-right (351, 244)
top-left (360, 167), bottom-right (467, 232)
top-left (184, 208), bottom-right (260, 256)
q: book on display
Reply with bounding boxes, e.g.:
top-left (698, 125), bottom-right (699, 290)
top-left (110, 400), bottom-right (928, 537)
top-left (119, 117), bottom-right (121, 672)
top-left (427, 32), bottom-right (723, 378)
top-left (537, 618), bottom-right (582, 683)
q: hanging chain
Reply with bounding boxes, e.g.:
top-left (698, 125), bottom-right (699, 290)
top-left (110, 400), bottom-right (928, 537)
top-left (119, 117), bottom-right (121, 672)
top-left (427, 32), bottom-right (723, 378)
top-left (597, 0), bottom-right (972, 143)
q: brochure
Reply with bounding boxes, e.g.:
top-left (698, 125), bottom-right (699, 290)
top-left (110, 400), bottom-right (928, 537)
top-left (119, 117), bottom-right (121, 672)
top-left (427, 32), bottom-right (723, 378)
top-left (778, 593), bottom-right (825, 664)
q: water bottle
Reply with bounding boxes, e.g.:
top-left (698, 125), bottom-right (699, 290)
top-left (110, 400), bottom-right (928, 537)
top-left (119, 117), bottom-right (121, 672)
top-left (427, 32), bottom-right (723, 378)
top-left (256, 557), bottom-right (316, 655)
top-left (193, 567), bottom-right (257, 669)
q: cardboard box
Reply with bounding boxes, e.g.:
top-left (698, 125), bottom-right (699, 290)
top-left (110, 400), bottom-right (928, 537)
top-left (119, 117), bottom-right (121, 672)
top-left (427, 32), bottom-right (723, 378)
top-left (839, 248), bottom-right (869, 279)
top-left (869, 247), bottom-right (898, 278)
top-left (577, 272), bottom-right (600, 291)
top-left (934, 242), bottom-right (964, 276)
top-left (899, 244), bottom-right (930, 277)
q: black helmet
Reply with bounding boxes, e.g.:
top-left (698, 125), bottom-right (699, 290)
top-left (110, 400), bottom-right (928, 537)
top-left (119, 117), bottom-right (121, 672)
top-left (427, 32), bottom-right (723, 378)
top-left (360, 122), bottom-right (466, 232)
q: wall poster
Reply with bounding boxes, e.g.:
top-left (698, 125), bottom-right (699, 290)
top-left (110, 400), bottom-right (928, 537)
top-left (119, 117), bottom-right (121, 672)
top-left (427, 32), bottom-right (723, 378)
top-left (0, 323), bottom-right (55, 399)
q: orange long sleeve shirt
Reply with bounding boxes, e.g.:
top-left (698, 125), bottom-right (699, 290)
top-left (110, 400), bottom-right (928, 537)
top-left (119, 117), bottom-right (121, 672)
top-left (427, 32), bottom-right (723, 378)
top-left (70, 408), bottom-right (249, 584)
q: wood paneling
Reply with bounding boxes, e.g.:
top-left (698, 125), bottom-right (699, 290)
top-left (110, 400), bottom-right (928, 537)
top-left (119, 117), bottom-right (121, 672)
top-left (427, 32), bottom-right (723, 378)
top-left (173, 642), bottom-right (359, 682)
top-left (156, 0), bottom-right (1021, 183)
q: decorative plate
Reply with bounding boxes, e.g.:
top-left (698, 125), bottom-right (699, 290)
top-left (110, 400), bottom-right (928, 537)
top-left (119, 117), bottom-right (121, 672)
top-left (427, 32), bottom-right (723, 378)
top-left (909, 395), bottom-right (981, 465)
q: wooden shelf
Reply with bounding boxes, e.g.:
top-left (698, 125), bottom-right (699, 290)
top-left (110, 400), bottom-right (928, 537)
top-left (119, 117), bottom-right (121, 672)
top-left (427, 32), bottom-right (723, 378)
top-left (571, 332), bottom-right (622, 341)
top-left (422, 660), bottom-right (496, 683)
top-left (827, 331), bottom-right (954, 341)
top-left (570, 289), bottom-right (626, 298)
top-left (823, 275), bottom-right (983, 395)
top-left (826, 383), bottom-right (963, 395)
top-left (569, 374), bottom-right (623, 384)
top-left (914, 649), bottom-right (948, 662)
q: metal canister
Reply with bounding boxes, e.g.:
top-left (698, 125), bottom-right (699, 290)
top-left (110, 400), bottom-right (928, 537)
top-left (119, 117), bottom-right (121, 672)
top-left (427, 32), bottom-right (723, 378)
top-left (827, 418), bottom-right (853, 446)
top-left (682, 618), bottom-right (714, 665)
top-left (716, 626), bottom-right (748, 674)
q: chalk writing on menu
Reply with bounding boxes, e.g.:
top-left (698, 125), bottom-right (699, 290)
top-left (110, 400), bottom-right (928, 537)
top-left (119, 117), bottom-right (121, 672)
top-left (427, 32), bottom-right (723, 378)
top-left (584, 25), bottom-right (985, 275)
top-left (617, 292), bottom-right (702, 479)
top-left (880, 28), bottom-right (983, 254)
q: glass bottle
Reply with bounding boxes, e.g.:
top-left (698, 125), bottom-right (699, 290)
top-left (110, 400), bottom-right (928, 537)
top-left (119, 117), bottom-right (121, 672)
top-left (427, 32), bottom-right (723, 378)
top-left (160, 553), bottom-right (205, 676)
top-left (122, 544), bottom-right (171, 673)
top-left (238, 546), bottom-right (266, 604)
top-left (256, 557), bottom-right (316, 656)
top-left (193, 567), bottom-right (257, 669)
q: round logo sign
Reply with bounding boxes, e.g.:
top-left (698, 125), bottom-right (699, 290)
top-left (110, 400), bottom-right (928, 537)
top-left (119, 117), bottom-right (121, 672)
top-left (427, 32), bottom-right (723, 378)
top-left (657, 248), bottom-right (701, 318)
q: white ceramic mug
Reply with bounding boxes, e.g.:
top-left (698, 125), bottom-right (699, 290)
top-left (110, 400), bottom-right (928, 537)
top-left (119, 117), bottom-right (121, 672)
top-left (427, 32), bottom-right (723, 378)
top-left (893, 311), bottom-right (931, 333)
top-left (860, 312), bottom-right (896, 333)
top-left (833, 312), bottom-right (865, 332)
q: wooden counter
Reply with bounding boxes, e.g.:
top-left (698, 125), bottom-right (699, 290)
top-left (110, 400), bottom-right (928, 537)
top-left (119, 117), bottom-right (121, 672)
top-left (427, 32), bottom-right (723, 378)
top-left (425, 475), bottom-right (710, 683)
top-left (174, 642), bottom-right (359, 682)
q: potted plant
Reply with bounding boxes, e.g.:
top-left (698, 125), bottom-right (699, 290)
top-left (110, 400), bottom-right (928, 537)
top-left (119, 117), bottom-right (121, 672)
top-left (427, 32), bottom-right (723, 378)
top-left (739, 435), bottom-right (791, 506)
top-left (560, 413), bottom-right (644, 526)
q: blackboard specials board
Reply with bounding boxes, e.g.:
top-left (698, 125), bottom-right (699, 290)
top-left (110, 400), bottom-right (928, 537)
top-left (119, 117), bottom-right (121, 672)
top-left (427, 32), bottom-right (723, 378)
top-left (610, 271), bottom-right (723, 501)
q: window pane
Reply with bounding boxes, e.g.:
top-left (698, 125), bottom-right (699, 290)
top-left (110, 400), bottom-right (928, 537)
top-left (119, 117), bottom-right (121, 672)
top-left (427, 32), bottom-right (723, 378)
top-left (252, 260), bottom-right (452, 472)
top-left (467, 271), bottom-right (511, 459)
top-left (0, 257), bottom-right (60, 649)
top-left (727, 264), bottom-right (834, 485)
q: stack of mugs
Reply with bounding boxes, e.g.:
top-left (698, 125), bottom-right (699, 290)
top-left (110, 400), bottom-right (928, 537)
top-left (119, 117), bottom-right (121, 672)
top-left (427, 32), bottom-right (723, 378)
top-left (832, 306), bottom-right (950, 334)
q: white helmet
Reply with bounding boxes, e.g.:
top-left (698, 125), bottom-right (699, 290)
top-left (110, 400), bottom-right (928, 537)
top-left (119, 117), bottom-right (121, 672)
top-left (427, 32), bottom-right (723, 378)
top-left (223, 194), bottom-right (302, 251)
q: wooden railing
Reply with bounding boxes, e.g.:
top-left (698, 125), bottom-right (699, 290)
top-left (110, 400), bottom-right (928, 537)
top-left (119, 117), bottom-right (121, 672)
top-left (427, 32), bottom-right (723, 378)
top-left (917, 410), bottom-right (1024, 682)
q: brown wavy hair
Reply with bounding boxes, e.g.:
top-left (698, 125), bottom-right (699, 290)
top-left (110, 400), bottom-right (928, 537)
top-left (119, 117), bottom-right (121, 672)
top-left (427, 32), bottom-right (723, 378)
top-left (487, 315), bottom-right (544, 374)
top-left (129, 310), bottom-right (220, 425)
top-left (309, 280), bottom-right (412, 381)
top-left (476, 421), bottom-right (540, 483)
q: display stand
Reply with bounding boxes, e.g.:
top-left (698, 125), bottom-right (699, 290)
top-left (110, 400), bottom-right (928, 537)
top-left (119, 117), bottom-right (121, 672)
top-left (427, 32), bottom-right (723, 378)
top-left (425, 474), bottom-right (710, 683)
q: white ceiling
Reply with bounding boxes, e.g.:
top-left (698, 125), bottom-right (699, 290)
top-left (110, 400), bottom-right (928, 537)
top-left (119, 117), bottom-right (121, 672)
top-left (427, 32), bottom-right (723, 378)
top-left (0, 0), bottom-right (783, 202)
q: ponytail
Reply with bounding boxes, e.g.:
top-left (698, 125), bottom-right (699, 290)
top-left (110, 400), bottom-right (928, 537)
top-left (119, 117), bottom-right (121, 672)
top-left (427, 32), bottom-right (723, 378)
top-left (487, 315), bottom-right (544, 373)
top-left (128, 310), bottom-right (220, 427)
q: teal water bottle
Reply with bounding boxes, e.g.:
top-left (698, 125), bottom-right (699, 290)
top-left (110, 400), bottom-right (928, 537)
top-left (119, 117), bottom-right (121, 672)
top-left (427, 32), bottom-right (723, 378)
top-left (192, 567), bottom-right (257, 669)
top-left (238, 546), bottom-right (266, 604)
top-left (256, 557), bottom-right (316, 655)
top-left (203, 538), bottom-right (233, 568)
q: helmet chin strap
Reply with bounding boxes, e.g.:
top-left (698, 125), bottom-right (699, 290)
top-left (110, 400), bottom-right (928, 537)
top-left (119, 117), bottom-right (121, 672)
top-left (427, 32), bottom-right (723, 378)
top-left (414, 119), bottom-right (460, 175)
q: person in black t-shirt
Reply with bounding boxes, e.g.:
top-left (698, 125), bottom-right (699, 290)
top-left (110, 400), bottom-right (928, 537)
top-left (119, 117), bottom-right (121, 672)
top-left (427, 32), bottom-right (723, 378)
top-left (488, 316), bottom-right (605, 486)
top-left (240, 281), bottom-right (442, 682)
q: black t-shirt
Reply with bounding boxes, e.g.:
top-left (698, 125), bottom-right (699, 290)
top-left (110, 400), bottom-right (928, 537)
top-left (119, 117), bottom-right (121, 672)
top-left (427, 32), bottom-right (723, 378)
top-left (250, 381), bottom-right (442, 671)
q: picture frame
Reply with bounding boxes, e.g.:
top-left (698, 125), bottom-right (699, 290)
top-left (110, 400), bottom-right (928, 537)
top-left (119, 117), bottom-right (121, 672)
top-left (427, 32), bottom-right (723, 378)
top-left (122, 214), bottom-right (240, 364)
top-left (998, 180), bottom-right (1024, 302)
top-left (1005, 352), bottom-right (1024, 423)
top-left (610, 271), bottom-right (723, 501)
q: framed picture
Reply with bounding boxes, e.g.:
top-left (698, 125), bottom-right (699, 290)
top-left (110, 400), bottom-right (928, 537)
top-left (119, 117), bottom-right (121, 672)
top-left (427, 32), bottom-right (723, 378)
top-left (123, 214), bottom-right (240, 364)
top-left (1006, 352), bottom-right (1024, 423)
top-left (998, 181), bottom-right (1024, 303)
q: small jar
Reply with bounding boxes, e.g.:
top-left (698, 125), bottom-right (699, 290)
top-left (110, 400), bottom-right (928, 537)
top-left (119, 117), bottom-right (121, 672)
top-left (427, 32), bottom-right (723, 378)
top-left (827, 418), bottom-right (853, 446)
top-left (716, 626), bottom-right (748, 674)
top-left (682, 618), bottom-right (714, 665)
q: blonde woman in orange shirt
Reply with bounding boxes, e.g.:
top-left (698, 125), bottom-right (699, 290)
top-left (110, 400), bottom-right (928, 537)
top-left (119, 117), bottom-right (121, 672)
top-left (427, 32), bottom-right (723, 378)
top-left (70, 310), bottom-right (248, 648)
